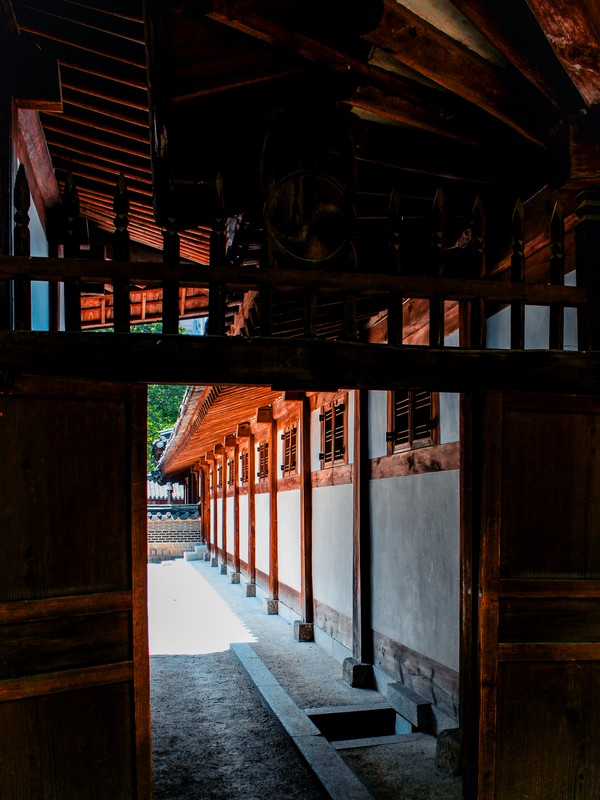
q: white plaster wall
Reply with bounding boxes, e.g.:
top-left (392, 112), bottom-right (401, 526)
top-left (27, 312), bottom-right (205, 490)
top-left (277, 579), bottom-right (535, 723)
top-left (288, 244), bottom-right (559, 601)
top-left (217, 500), bottom-right (223, 548)
top-left (226, 497), bottom-right (234, 556)
top-left (255, 493), bottom-right (270, 574)
top-left (277, 489), bottom-right (301, 592)
top-left (487, 273), bottom-right (577, 351)
top-left (239, 494), bottom-right (249, 563)
top-left (312, 483), bottom-right (354, 619)
top-left (440, 393), bottom-right (460, 444)
top-left (368, 391), bottom-right (388, 459)
top-left (371, 470), bottom-right (460, 671)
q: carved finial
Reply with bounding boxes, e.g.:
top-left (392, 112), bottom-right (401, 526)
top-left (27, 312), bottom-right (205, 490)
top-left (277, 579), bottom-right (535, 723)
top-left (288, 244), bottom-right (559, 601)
top-left (432, 188), bottom-right (445, 276)
top-left (113, 171), bottom-right (130, 260)
top-left (550, 201), bottom-right (564, 285)
top-left (511, 198), bottom-right (524, 283)
top-left (14, 164), bottom-right (30, 258)
top-left (471, 194), bottom-right (486, 278)
top-left (389, 186), bottom-right (402, 272)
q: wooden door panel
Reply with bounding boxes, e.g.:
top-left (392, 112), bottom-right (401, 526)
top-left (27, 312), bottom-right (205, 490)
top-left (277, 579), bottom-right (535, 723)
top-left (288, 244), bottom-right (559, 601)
top-left (476, 391), bottom-right (600, 799)
top-left (0, 375), bottom-right (149, 799)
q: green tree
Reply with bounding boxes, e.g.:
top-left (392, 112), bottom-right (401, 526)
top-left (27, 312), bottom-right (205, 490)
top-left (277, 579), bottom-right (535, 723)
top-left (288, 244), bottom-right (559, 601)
top-left (147, 384), bottom-right (187, 471)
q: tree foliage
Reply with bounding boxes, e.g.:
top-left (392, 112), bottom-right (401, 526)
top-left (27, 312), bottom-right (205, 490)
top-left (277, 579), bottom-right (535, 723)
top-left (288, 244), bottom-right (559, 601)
top-left (147, 384), bottom-right (187, 471)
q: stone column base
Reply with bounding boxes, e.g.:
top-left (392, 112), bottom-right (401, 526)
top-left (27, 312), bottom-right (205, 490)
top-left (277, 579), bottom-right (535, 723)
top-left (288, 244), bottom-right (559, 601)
top-left (230, 571), bottom-right (241, 584)
top-left (203, 552), bottom-right (211, 562)
top-left (293, 621), bottom-right (314, 642)
top-left (342, 657), bottom-right (374, 689)
top-left (263, 597), bottom-right (278, 615)
top-left (211, 557), bottom-right (218, 567)
top-left (219, 562), bottom-right (228, 575)
top-left (244, 583), bottom-right (256, 598)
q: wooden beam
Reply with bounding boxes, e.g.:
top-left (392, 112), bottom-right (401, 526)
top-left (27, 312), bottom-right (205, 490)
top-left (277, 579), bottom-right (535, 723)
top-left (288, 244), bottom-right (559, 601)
top-left (450, 0), bottom-right (574, 108)
top-left (526, 0), bottom-right (600, 106)
top-left (207, 1), bottom-right (504, 145)
top-left (2, 332), bottom-right (599, 395)
top-left (364, 0), bottom-right (552, 144)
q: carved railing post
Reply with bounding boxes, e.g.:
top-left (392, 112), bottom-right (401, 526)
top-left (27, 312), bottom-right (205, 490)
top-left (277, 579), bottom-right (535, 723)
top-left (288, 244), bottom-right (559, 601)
top-left (62, 172), bottom-right (82, 331)
top-left (510, 199), bottom-right (525, 350)
top-left (13, 164), bottom-right (31, 330)
top-left (549, 201), bottom-right (565, 350)
top-left (429, 188), bottom-right (445, 347)
top-left (112, 171), bottom-right (130, 333)
top-left (207, 172), bottom-right (226, 335)
top-left (389, 186), bottom-right (402, 272)
top-left (162, 177), bottom-right (180, 334)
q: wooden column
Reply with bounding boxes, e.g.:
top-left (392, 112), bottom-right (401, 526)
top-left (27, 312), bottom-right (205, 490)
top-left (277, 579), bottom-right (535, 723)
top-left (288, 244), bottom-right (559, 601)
top-left (13, 163), bottom-right (31, 330)
top-left (295, 392), bottom-right (314, 640)
top-left (343, 389), bottom-right (374, 687)
top-left (0, 96), bottom-right (14, 329)
top-left (248, 430), bottom-right (257, 593)
top-left (200, 462), bottom-right (211, 557)
top-left (210, 459), bottom-right (219, 567)
top-left (225, 434), bottom-right (241, 581)
top-left (267, 415), bottom-right (279, 611)
top-left (215, 443), bottom-right (227, 574)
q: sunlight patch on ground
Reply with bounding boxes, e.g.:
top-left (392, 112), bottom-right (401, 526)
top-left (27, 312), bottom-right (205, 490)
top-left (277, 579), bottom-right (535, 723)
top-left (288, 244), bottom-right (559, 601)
top-left (147, 559), bottom-right (257, 655)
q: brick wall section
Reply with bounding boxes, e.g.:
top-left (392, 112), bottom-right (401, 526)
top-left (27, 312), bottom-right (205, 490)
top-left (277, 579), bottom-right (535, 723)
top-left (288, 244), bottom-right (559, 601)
top-left (147, 518), bottom-right (203, 562)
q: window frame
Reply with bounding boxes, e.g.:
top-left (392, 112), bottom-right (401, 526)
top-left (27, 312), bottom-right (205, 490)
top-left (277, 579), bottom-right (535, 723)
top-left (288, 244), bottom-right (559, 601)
top-left (239, 449), bottom-right (249, 486)
top-left (256, 440), bottom-right (269, 482)
top-left (281, 423), bottom-right (298, 477)
top-left (319, 396), bottom-right (347, 469)
top-left (387, 389), bottom-right (439, 454)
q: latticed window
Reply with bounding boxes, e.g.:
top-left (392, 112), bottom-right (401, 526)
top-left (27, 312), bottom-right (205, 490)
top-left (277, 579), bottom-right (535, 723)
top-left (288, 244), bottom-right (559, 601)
top-left (217, 465), bottom-right (223, 488)
top-left (257, 441), bottom-right (269, 481)
top-left (281, 425), bottom-right (297, 477)
top-left (319, 399), bottom-right (346, 467)
top-left (227, 458), bottom-right (234, 487)
top-left (387, 390), bottom-right (437, 452)
top-left (239, 450), bottom-right (249, 486)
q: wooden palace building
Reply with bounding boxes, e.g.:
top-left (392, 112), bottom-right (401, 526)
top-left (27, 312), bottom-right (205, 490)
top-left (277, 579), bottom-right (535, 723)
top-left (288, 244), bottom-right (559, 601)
top-left (1, 0), bottom-right (600, 798)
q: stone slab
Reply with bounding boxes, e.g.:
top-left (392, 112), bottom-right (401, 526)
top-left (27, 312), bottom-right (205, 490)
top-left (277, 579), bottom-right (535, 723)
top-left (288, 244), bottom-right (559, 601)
top-left (293, 621), bottom-right (314, 642)
top-left (263, 597), bottom-right (278, 615)
top-left (244, 583), bottom-right (256, 597)
top-left (386, 682), bottom-right (432, 730)
top-left (229, 571), bottom-right (241, 584)
top-left (343, 657), bottom-right (375, 689)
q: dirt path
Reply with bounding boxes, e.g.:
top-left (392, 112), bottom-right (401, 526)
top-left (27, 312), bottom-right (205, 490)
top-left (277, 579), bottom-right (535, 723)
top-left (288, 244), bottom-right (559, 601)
top-left (151, 653), bottom-right (329, 799)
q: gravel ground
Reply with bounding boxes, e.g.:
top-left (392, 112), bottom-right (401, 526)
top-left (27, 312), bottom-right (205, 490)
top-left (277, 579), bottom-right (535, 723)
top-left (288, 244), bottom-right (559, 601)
top-left (149, 558), bottom-right (462, 799)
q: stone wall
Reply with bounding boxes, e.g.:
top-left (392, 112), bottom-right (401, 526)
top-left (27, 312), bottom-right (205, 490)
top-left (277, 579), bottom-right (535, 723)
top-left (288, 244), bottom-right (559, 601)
top-left (147, 518), bottom-right (203, 562)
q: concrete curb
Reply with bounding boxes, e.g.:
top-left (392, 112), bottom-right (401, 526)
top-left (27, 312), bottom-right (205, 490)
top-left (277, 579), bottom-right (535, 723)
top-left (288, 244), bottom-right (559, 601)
top-left (231, 642), bottom-right (375, 800)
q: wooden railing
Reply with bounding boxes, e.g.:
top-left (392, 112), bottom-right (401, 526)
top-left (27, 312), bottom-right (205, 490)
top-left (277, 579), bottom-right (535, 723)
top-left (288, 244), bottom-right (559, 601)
top-left (2, 167), bottom-right (598, 353)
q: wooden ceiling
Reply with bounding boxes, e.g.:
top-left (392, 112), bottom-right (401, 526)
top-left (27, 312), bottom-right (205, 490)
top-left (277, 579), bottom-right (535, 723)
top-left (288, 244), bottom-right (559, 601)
top-left (10, 0), bottom-right (600, 274)
top-left (12, 0), bottom-right (210, 262)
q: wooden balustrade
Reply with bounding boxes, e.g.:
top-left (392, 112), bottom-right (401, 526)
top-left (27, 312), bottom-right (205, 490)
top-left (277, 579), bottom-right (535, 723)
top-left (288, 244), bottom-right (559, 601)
top-left (4, 170), bottom-right (595, 353)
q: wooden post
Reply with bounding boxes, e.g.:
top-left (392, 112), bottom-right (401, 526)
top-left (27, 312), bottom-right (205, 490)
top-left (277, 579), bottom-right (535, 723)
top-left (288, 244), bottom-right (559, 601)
top-left (549, 201), bottom-right (565, 350)
top-left (575, 189), bottom-right (600, 351)
top-left (510, 199), bottom-right (525, 350)
top-left (467, 194), bottom-right (487, 348)
top-left (63, 173), bottom-right (82, 332)
top-left (0, 97), bottom-right (13, 329)
top-left (297, 393), bottom-right (314, 639)
top-left (162, 178), bottom-right (180, 334)
top-left (343, 389), bottom-right (373, 687)
top-left (389, 186), bottom-right (402, 272)
top-left (13, 163), bottom-right (31, 330)
top-left (210, 459), bottom-right (219, 567)
top-left (112, 172), bottom-right (130, 333)
top-left (387, 293), bottom-right (403, 345)
top-left (207, 173), bottom-right (226, 336)
top-left (201, 463), bottom-right (211, 554)
top-left (267, 416), bottom-right (279, 610)
top-left (233, 441), bottom-right (240, 574)
top-left (215, 444), bottom-right (227, 574)
top-left (248, 430), bottom-right (257, 592)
